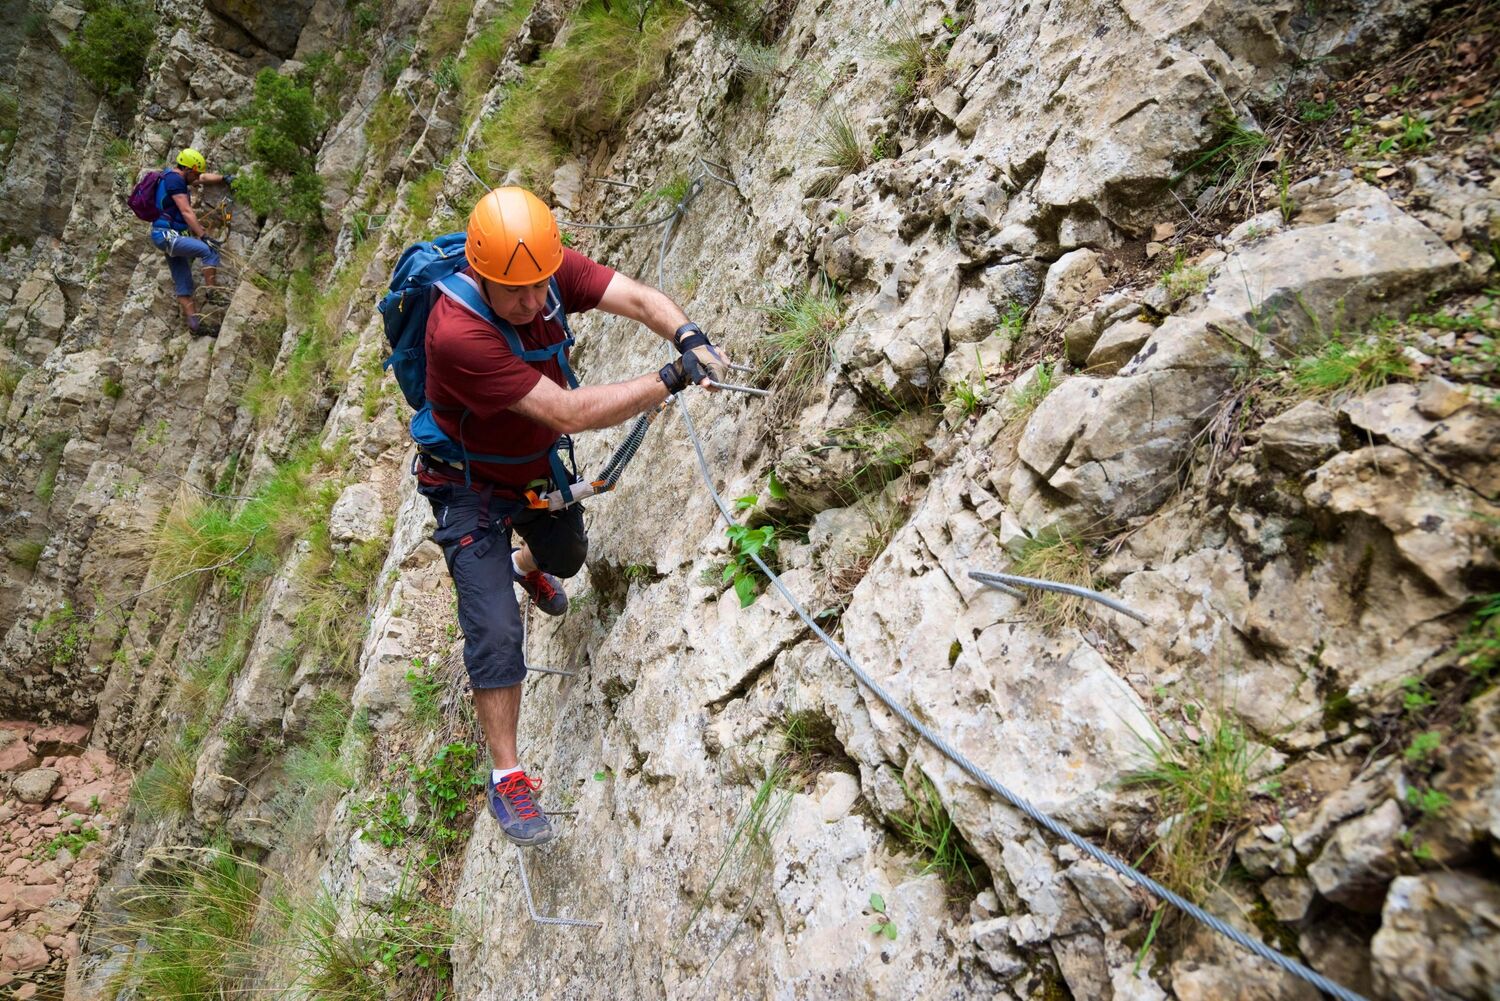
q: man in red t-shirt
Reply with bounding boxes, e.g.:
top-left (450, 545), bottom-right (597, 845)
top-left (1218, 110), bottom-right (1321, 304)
top-left (416, 186), bottom-right (730, 846)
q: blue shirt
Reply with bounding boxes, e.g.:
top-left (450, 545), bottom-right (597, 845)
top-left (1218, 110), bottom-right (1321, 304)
top-left (157, 169), bottom-right (190, 229)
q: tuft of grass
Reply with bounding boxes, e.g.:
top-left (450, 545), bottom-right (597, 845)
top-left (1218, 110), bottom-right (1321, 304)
top-left (109, 848), bottom-right (263, 998)
top-left (878, 15), bottom-right (957, 102)
top-left (757, 279), bottom-right (846, 417)
top-left (34, 431), bottom-right (70, 504)
top-left (808, 108), bottom-right (868, 197)
top-left (1289, 330), bottom-right (1414, 399)
top-left (426, 0), bottom-right (476, 63)
top-left (131, 744), bottom-right (199, 820)
top-left (293, 526), bottom-right (390, 677)
top-left (285, 690), bottom-right (356, 799)
top-left (1173, 113), bottom-right (1270, 210)
top-left (1, 361), bottom-right (25, 402)
top-left (63, 0), bottom-right (156, 105)
top-left (457, 0), bottom-right (534, 110)
top-left (406, 659), bottom-right (445, 727)
top-left (1297, 98), bottom-right (1339, 123)
top-left (103, 137), bottom-right (132, 161)
top-left (1159, 251), bottom-right (1210, 304)
top-left (682, 761), bottom-right (794, 939)
top-left (1000, 361), bottom-right (1057, 440)
top-left (473, 0), bottom-right (686, 188)
top-left (8, 539), bottom-right (44, 570)
top-left (1124, 714), bottom-right (1262, 903)
top-left (293, 884), bottom-right (456, 998)
top-left (1009, 530), bottom-right (1094, 629)
top-left (364, 91), bottom-right (413, 166)
top-left (891, 772), bottom-right (986, 893)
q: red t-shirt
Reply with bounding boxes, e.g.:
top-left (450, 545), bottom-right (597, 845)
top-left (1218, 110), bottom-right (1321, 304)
top-left (425, 248), bottom-right (615, 486)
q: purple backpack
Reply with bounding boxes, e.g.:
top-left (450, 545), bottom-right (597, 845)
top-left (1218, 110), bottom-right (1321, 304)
top-left (127, 170), bottom-right (166, 221)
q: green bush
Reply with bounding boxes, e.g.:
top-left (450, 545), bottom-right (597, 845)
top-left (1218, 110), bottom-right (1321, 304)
top-left (237, 68), bottom-right (326, 228)
top-left (63, 0), bottom-right (156, 103)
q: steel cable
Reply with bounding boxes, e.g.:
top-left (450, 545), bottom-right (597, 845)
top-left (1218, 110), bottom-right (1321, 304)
top-left (672, 395), bottom-right (1369, 1001)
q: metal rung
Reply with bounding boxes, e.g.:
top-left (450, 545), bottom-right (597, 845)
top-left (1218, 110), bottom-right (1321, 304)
top-left (527, 665), bottom-right (578, 678)
top-left (515, 842), bottom-right (602, 928)
top-left (705, 379), bottom-right (769, 397)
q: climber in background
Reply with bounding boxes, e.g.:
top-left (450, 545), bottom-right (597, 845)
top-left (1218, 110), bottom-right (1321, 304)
top-left (382, 185), bottom-right (730, 846)
top-left (136, 148), bottom-right (233, 337)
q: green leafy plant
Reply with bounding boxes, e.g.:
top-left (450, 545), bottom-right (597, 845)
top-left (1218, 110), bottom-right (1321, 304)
top-left (1405, 786), bottom-right (1451, 818)
top-left (63, 0), bottom-right (156, 104)
top-left (724, 523), bottom-right (776, 606)
top-left (1378, 113), bottom-right (1433, 154)
top-left (1404, 730), bottom-right (1442, 763)
top-left (415, 743), bottom-right (484, 847)
top-left (867, 892), bottom-right (897, 940)
top-left (44, 823), bottom-right (100, 859)
top-left (1457, 592), bottom-right (1499, 680)
top-left (1401, 676), bottom-right (1435, 714)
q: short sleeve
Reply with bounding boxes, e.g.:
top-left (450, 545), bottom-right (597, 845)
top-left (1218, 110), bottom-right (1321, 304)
top-left (555, 248), bottom-right (615, 313)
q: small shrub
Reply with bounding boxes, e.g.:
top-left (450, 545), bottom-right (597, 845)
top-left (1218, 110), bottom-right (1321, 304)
top-left (1458, 592), bottom-right (1499, 680)
top-left (237, 68), bottom-right (327, 229)
top-left (294, 885), bottom-right (456, 998)
top-left (1404, 730), bottom-right (1442, 763)
top-left (63, 0), bottom-right (156, 104)
top-left (102, 376), bottom-right (124, 399)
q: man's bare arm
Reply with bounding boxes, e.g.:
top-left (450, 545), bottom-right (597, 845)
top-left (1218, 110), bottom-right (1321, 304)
top-left (171, 193), bottom-right (206, 238)
top-left (509, 372), bottom-right (669, 434)
top-left (595, 271), bottom-right (691, 341)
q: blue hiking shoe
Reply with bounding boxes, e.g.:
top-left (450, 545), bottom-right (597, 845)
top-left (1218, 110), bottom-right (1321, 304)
top-left (488, 770), bottom-right (554, 846)
top-left (514, 557), bottom-right (568, 616)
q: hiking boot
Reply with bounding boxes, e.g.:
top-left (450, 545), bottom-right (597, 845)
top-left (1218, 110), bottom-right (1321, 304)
top-left (202, 286), bottom-right (230, 308)
top-left (514, 556), bottom-right (567, 616)
top-left (190, 318), bottom-right (219, 338)
top-left (488, 770), bottom-right (553, 846)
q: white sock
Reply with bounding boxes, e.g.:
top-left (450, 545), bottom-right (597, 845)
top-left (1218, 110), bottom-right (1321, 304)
top-left (511, 552), bottom-right (525, 577)
top-left (493, 767), bottom-right (522, 785)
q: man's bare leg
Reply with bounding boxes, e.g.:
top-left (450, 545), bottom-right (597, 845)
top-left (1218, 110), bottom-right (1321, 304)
top-left (473, 683), bottom-right (522, 770)
top-left (513, 543), bottom-right (537, 575)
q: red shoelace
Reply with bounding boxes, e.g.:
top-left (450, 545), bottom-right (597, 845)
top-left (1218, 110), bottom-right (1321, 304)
top-left (495, 772), bottom-right (543, 820)
top-left (524, 570), bottom-right (558, 603)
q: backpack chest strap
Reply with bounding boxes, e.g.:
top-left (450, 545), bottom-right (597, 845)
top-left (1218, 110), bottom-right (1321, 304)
top-left (436, 273), bottom-right (579, 389)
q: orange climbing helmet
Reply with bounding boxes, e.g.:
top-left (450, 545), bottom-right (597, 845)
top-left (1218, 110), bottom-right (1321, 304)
top-left (465, 186), bottom-right (564, 286)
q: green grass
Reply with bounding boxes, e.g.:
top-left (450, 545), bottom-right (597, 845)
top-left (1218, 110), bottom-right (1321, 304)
top-left (293, 525), bottom-right (389, 677)
top-left (63, 0), bottom-right (156, 104)
top-left (878, 16), bottom-right (955, 101)
top-left (1297, 98), bottom-right (1339, 123)
top-left (7, 539), bottom-right (44, 570)
top-left (891, 772), bottom-right (985, 893)
top-left (131, 743), bottom-right (199, 820)
top-left (175, 610), bottom-right (256, 723)
top-left (34, 431), bottom-right (70, 504)
top-left (1159, 251), bottom-right (1210, 304)
top-left (406, 659), bottom-right (444, 727)
top-left (1000, 361), bottom-right (1056, 439)
top-left (1458, 592), bottom-right (1499, 680)
top-left (109, 848), bottom-right (263, 998)
top-left (285, 690), bottom-right (356, 799)
top-left (683, 761), bottom-right (795, 939)
top-left (151, 442), bottom-right (342, 598)
top-left (427, 0), bottom-right (477, 64)
top-left (472, 0), bottom-right (686, 188)
top-left (457, 0), bottom-right (534, 110)
top-left (364, 91), bottom-right (412, 165)
top-left (1123, 714), bottom-right (1262, 902)
top-left (1289, 330), bottom-right (1414, 398)
top-left (1009, 530), bottom-right (1094, 629)
top-left (0, 361), bottom-right (24, 403)
top-left (757, 279), bottom-right (846, 417)
top-left (1173, 113), bottom-right (1270, 209)
top-left (292, 885), bottom-right (456, 998)
top-left (808, 108), bottom-right (868, 197)
top-left (103, 137), bottom-right (132, 161)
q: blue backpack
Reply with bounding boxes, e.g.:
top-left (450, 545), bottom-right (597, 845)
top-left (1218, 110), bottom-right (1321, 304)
top-left (377, 231), bottom-right (580, 498)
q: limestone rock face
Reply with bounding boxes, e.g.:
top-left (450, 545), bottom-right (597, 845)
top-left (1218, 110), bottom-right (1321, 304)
top-left (205, 0), bottom-right (319, 56)
top-left (1371, 872), bottom-right (1500, 1000)
top-left (1307, 799), bottom-right (1404, 912)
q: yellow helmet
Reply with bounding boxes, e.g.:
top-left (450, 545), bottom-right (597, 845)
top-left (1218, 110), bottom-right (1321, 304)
top-left (176, 148), bottom-right (207, 171)
top-left (465, 187), bottom-right (563, 286)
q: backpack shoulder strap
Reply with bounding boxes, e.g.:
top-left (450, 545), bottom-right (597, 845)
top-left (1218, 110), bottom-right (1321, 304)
top-left (436, 272), bottom-right (580, 389)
